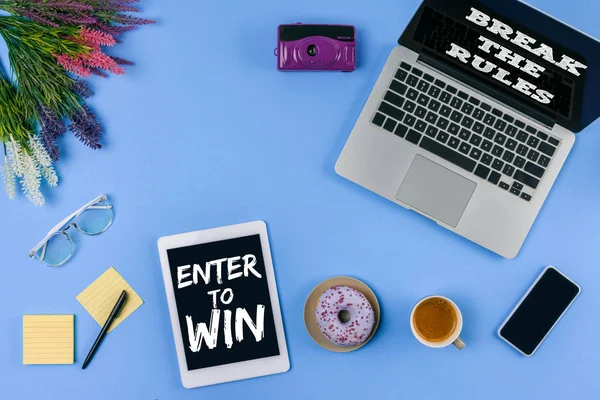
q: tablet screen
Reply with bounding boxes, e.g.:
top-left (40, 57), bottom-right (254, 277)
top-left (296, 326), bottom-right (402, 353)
top-left (166, 234), bottom-right (280, 371)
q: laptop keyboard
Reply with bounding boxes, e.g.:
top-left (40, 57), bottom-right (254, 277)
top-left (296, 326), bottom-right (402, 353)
top-left (372, 61), bottom-right (561, 202)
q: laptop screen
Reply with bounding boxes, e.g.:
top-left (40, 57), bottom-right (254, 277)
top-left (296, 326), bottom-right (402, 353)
top-left (400, 0), bottom-right (600, 132)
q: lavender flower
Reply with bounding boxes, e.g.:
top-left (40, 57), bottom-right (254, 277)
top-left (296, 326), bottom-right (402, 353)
top-left (13, 8), bottom-right (59, 27)
top-left (93, 21), bottom-right (122, 37)
top-left (72, 79), bottom-right (93, 99)
top-left (109, 25), bottom-right (137, 34)
top-left (93, 3), bottom-right (139, 13)
top-left (36, 104), bottom-right (66, 161)
top-left (42, 9), bottom-right (96, 25)
top-left (89, 68), bottom-right (109, 78)
top-left (113, 14), bottom-right (154, 25)
top-left (69, 104), bottom-right (102, 150)
top-left (8, 0), bottom-right (154, 37)
top-left (110, 56), bottom-right (133, 65)
top-left (41, 2), bottom-right (94, 11)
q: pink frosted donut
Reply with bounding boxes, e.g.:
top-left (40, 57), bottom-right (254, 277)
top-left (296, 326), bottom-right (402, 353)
top-left (315, 285), bottom-right (375, 347)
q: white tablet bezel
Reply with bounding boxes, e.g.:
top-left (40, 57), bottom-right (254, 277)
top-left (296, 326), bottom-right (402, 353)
top-left (157, 220), bottom-right (290, 388)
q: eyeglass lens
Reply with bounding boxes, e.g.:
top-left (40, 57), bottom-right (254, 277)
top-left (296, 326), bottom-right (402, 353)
top-left (36, 232), bottom-right (73, 267)
top-left (75, 204), bottom-right (113, 235)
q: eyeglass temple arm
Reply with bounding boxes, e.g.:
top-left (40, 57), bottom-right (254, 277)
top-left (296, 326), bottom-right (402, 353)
top-left (39, 241), bottom-right (47, 261)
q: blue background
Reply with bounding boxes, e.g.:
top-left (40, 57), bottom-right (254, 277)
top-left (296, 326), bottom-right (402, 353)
top-left (1, 0), bottom-right (600, 399)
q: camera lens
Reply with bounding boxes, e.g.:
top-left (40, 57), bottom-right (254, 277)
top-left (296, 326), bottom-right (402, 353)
top-left (307, 45), bottom-right (317, 57)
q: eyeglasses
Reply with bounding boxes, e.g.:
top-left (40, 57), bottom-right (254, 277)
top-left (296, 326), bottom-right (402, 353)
top-left (29, 195), bottom-right (114, 267)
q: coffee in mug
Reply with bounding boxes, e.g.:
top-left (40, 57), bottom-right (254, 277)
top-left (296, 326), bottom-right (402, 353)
top-left (410, 296), bottom-right (465, 349)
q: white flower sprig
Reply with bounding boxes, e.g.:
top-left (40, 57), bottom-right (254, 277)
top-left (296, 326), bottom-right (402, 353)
top-left (29, 134), bottom-right (58, 187)
top-left (2, 136), bottom-right (58, 206)
top-left (2, 151), bottom-right (16, 200)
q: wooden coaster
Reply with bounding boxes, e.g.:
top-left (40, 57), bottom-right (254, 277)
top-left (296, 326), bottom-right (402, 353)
top-left (304, 276), bottom-right (381, 352)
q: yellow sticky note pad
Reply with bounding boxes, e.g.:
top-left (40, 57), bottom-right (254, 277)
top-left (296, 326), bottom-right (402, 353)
top-left (23, 315), bottom-right (74, 365)
top-left (76, 267), bottom-right (143, 333)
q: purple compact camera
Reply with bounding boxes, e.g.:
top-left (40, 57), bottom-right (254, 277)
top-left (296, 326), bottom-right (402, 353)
top-left (276, 23), bottom-right (356, 71)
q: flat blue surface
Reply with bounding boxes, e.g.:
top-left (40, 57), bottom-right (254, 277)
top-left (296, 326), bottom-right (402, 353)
top-left (2, 0), bottom-right (600, 399)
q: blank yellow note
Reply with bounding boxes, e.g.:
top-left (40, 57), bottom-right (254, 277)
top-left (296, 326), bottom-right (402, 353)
top-left (76, 267), bottom-right (143, 333)
top-left (23, 315), bottom-right (74, 365)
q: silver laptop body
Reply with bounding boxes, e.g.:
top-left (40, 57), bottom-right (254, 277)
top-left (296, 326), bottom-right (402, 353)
top-left (335, 0), bottom-right (594, 258)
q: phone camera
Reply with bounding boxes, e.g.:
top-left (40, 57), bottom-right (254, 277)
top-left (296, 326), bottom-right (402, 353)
top-left (307, 45), bottom-right (318, 57)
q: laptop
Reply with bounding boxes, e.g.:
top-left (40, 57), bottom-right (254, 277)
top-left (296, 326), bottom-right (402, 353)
top-left (336, 0), bottom-right (600, 258)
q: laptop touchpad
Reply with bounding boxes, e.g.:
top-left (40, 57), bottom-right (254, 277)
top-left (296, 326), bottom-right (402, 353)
top-left (396, 155), bottom-right (476, 228)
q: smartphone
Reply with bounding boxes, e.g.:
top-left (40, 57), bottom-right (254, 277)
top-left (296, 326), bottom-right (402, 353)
top-left (498, 266), bottom-right (580, 356)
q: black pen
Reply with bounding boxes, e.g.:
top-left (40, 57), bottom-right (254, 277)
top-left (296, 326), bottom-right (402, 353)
top-left (82, 290), bottom-right (128, 369)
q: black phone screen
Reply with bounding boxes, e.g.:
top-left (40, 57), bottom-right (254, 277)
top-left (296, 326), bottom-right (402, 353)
top-left (500, 268), bottom-right (580, 355)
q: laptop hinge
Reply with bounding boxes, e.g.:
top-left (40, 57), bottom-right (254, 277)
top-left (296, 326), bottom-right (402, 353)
top-left (417, 51), bottom-right (556, 129)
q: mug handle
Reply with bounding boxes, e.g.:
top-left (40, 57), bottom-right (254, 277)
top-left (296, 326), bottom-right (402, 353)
top-left (453, 337), bottom-right (466, 350)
